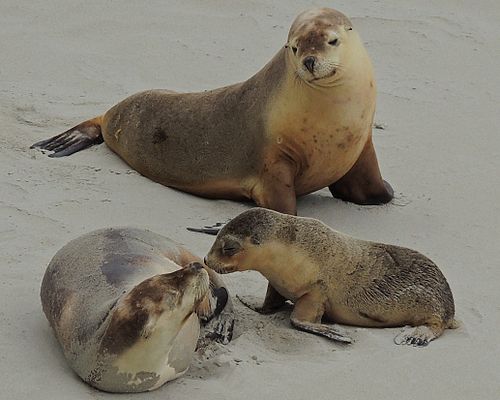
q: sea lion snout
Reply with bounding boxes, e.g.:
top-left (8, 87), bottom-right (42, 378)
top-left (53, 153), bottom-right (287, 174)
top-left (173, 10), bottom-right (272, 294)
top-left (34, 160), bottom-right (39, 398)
top-left (187, 261), bottom-right (204, 271)
top-left (179, 261), bottom-right (208, 278)
top-left (205, 233), bottom-right (246, 274)
top-left (303, 56), bottom-right (316, 73)
top-left (179, 264), bottom-right (210, 303)
top-left (205, 242), bottom-right (240, 275)
top-left (205, 209), bottom-right (277, 274)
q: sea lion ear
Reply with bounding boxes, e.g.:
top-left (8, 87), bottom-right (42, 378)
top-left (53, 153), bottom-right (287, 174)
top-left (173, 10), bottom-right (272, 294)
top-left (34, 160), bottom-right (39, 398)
top-left (250, 234), bottom-right (261, 245)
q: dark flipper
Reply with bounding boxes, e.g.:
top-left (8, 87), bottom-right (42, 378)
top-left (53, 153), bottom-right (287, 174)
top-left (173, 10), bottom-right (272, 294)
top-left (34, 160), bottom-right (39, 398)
top-left (187, 222), bottom-right (227, 236)
top-left (201, 287), bottom-right (234, 344)
top-left (31, 116), bottom-right (104, 157)
top-left (236, 295), bottom-right (292, 314)
top-left (237, 283), bottom-right (289, 314)
top-left (199, 266), bottom-right (235, 345)
top-left (329, 136), bottom-right (393, 205)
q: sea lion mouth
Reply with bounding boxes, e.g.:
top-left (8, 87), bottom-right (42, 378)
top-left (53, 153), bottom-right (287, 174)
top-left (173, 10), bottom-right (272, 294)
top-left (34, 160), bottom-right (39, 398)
top-left (210, 265), bottom-right (237, 275)
top-left (175, 262), bottom-right (210, 304)
top-left (313, 68), bottom-right (336, 80)
top-left (298, 65), bottom-right (338, 85)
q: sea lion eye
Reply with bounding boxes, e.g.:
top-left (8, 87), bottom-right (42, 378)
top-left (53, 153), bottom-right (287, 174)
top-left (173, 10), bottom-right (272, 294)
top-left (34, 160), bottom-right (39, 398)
top-left (222, 246), bottom-right (239, 256)
top-left (292, 47), bottom-right (298, 55)
top-left (221, 240), bottom-right (242, 257)
top-left (328, 39), bottom-right (339, 46)
top-left (250, 235), bottom-right (261, 245)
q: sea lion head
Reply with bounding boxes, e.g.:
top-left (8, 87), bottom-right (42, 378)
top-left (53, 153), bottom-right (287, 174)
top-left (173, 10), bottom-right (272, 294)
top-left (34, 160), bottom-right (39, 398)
top-left (87, 262), bottom-right (210, 392)
top-left (85, 262), bottom-right (209, 392)
top-left (205, 208), bottom-right (287, 274)
top-left (100, 262), bottom-right (209, 357)
top-left (285, 8), bottom-right (354, 85)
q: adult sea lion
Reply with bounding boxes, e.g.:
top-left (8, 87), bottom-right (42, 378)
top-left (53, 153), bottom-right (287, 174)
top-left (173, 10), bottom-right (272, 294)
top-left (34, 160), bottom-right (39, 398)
top-left (205, 208), bottom-right (457, 347)
top-left (40, 227), bottom-right (234, 392)
top-left (31, 7), bottom-right (393, 213)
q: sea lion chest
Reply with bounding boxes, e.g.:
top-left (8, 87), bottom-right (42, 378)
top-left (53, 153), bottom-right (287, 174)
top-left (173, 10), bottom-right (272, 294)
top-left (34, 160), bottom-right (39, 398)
top-left (266, 77), bottom-right (376, 196)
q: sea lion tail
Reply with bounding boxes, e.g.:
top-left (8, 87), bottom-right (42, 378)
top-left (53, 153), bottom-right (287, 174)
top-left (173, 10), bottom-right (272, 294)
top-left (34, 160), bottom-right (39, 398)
top-left (31, 115), bottom-right (104, 157)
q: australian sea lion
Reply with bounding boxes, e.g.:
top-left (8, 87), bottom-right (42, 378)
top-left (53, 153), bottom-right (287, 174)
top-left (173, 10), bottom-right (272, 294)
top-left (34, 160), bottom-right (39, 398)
top-left (205, 208), bottom-right (457, 347)
top-left (40, 227), bottom-right (234, 392)
top-left (31, 7), bottom-right (393, 213)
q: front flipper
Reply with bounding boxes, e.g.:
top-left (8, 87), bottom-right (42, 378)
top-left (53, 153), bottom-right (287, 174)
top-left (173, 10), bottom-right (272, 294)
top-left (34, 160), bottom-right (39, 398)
top-left (237, 283), bottom-right (288, 314)
top-left (329, 136), bottom-right (393, 205)
top-left (290, 293), bottom-right (353, 344)
top-left (186, 159), bottom-right (297, 236)
top-left (197, 267), bottom-right (234, 344)
top-left (31, 116), bottom-right (103, 157)
top-left (202, 299), bottom-right (235, 345)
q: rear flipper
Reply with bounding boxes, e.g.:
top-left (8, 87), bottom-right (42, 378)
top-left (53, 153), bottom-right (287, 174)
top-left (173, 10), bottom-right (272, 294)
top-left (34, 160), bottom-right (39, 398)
top-left (31, 116), bottom-right (103, 157)
top-left (187, 222), bottom-right (227, 236)
top-left (393, 324), bottom-right (444, 347)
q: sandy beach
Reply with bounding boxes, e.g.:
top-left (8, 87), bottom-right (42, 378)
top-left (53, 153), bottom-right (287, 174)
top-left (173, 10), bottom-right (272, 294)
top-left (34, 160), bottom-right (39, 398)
top-left (1, 0), bottom-right (499, 399)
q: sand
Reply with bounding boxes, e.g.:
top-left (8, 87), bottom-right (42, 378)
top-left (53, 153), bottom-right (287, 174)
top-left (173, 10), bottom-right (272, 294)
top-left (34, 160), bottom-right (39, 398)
top-left (1, 0), bottom-right (499, 399)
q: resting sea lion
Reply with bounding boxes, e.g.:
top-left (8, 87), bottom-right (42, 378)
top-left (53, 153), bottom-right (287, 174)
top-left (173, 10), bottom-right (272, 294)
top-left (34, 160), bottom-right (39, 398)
top-left (205, 208), bottom-right (457, 347)
top-left (31, 7), bottom-right (393, 213)
top-left (40, 227), bottom-right (234, 392)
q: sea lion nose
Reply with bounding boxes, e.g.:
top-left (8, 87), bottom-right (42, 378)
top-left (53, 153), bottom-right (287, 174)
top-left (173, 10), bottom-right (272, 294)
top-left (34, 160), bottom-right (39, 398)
top-left (303, 56), bottom-right (316, 73)
top-left (190, 262), bottom-right (204, 271)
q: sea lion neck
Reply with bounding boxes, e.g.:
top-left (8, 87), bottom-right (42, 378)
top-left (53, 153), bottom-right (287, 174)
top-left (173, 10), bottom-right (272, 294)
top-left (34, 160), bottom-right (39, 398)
top-left (241, 47), bottom-right (288, 97)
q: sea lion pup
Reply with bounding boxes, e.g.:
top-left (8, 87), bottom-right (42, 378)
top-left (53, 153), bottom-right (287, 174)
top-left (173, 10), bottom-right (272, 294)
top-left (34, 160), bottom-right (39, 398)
top-left (32, 7), bottom-right (393, 213)
top-left (205, 209), bottom-right (457, 347)
top-left (41, 227), bottom-right (234, 393)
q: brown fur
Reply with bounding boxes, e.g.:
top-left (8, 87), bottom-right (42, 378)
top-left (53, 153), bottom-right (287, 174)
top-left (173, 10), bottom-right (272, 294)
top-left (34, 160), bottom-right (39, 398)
top-left (40, 227), bottom-right (232, 392)
top-left (32, 7), bottom-right (392, 213)
top-left (206, 208), bottom-right (456, 346)
top-left (100, 270), bottom-right (201, 355)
